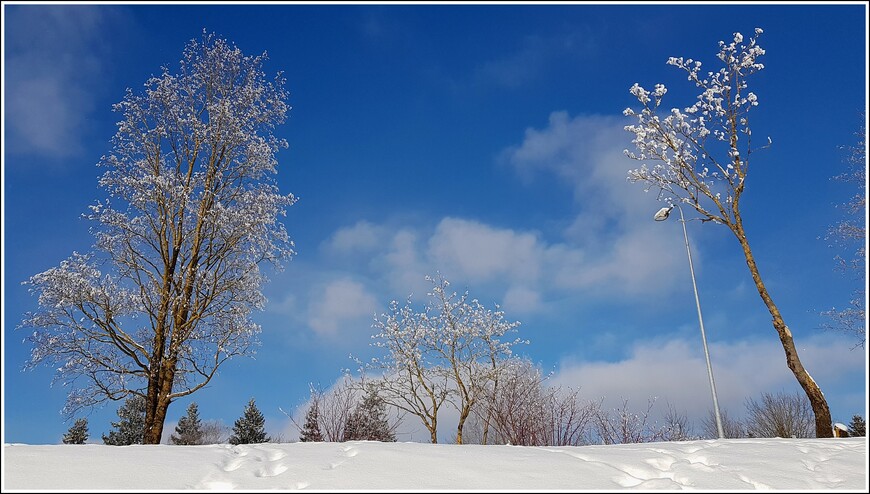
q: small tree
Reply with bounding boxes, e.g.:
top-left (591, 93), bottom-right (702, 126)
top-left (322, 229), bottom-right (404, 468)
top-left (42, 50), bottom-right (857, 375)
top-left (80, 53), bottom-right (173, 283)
top-left (700, 408), bottom-right (745, 439)
top-left (299, 401), bottom-right (324, 442)
top-left (624, 27), bottom-right (833, 437)
top-left (171, 402), bottom-right (204, 445)
top-left (744, 391), bottom-right (814, 438)
top-left (229, 398), bottom-right (269, 445)
top-left (847, 415), bottom-right (866, 437)
top-left (362, 274), bottom-right (523, 444)
top-left (199, 420), bottom-right (228, 444)
top-left (342, 387), bottom-right (396, 442)
top-left (103, 396), bottom-right (146, 445)
top-left (62, 418), bottom-right (89, 444)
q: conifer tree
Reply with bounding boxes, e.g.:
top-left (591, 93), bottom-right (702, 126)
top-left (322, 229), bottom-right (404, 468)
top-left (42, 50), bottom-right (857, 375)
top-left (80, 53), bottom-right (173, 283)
top-left (229, 398), bottom-right (269, 445)
top-left (847, 415), bottom-right (866, 437)
top-left (343, 388), bottom-right (396, 442)
top-left (300, 402), bottom-right (324, 442)
top-left (62, 418), bottom-right (89, 444)
top-left (171, 402), bottom-right (204, 445)
top-left (102, 396), bottom-right (146, 445)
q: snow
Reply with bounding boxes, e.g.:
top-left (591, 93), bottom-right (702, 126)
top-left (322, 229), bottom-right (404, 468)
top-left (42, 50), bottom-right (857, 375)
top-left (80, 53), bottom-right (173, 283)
top-left (3, 438), bottom-right (867, 490)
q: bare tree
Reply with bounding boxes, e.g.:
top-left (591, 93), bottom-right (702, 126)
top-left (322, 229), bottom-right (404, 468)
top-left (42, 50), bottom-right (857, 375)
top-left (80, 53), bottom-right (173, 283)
top-left (480, 357), bottom-right (597, 446)
top-left (18, 31), bottom-right (295, 444)
top-left (594, 398), bottom-right (663, 445)
top-left (658, 403), bottom-right (696, 442)
top-left (700, 408), bottom-right (745, 439)
top-left (284, 379), bottom-right (360, 442)
top-left (744, 391), bottom-right (815, 438)
top-left (199, 420), bottom-right (228, 445)
top-left (624, 28), bottom-right (833, 437)
top-left (822, 116), bottom-right (866, 349)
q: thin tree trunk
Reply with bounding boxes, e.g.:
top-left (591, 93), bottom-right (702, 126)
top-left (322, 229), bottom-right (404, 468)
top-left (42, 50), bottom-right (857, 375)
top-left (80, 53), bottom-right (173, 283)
top-left (733, 217), bottom-right (833, 438)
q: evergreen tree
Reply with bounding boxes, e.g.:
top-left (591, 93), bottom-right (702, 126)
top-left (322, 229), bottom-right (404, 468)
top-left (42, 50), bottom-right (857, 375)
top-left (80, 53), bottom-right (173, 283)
top-left (847, 415), bottom-right (866, 437)
top-left (229, 398), bottom-right (269, 445)
top-left (299, 402), bottom-right (324, 442)
top-left (102, 396), bottom-right (146, 445)
top-left (343, 388), bottom-right (395, 442)
top-left (171, 402), bottom-right (204, 445)
top-left (62, 418), bottom-right (89, 444)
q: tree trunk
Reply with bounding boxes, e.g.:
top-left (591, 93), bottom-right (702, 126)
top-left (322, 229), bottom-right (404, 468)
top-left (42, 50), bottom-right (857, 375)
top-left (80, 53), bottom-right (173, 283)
top-left (143, 395), bottom-right (171, 444)
top-left (428, 416), bottom-right (438, 444)
top-left (733, 218), bottom-right (833, 438)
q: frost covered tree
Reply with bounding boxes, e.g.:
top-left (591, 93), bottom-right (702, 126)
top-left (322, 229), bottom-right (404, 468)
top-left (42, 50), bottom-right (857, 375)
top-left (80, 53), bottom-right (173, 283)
top-left (18, 31), bottom-right (295, 444)
top-left (229, 398), bottom-right (269, 445)
top-left (171, 402), bottom-right (204, 445)
top-left (102, 395), bottom-right (146, 445)
top-left (362, 274), bottom-right (523, 444)
top-left (299, 401), bottom-right (324, 442)
top-left (623, 28), bottom-right (834, 437)
top-left (62, 418), bottom-right (89, 444)
top-left (822, 117), bottom-right (866, 349)
top-left (342, 387), bottom-right (396, 442)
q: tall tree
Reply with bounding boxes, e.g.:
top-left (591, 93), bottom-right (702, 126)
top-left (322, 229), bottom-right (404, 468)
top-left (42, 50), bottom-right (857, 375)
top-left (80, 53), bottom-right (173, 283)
top-left (171, 402), bottom-right (204, 445)
top-left (103, 396), bottom-right (146, 445)
top-left (19, 31), bottom-right (295, 444)
top-left (299, 401), bottom-right (324, 442)
top-left (229, 398), bottom-right (269, 445)
top-left (822, 117), bottom-right (866, 349)
top-left (62, 418), bottom-right (89, 444)
top-left (623, 28), bottom-right (834, 437)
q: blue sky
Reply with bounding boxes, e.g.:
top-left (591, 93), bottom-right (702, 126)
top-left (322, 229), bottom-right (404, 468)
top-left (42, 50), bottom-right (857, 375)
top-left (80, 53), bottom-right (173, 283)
top-left (2, 2), bottom-right (867, 445)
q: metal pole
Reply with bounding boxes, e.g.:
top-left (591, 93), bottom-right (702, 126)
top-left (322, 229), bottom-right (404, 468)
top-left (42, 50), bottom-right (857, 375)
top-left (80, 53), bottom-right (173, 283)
top-left (675, 203), bottom-right (725, 439)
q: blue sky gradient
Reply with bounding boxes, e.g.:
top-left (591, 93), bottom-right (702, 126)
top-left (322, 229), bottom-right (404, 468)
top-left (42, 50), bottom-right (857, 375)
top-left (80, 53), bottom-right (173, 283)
top-left (3, 2), bottom-right (867, 444)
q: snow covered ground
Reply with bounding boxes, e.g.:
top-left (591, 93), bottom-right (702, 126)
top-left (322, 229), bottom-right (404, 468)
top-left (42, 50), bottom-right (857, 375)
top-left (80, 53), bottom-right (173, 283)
top-left (3, 437), bottom-right (867, 491)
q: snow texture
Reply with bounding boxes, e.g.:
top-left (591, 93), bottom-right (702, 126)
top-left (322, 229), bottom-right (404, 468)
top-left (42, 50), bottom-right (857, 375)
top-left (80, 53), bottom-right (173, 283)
top-left (3, 438), bottom-right (866, 490)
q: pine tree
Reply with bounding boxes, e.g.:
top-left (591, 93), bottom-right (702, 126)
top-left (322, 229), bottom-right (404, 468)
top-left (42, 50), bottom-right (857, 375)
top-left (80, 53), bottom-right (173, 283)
top-left (848, 415), bottom-right (866, 437)
top-left (229, 398), bottom-right (269, 445)
top-left (171, 402), bottom-right (204, 445)
top-left (299, 402), bottom-right (324, 442)
top-left (62, 418), bottom-right (89, 444)
top-left (102, 396), bottom-right (146, 445)
top-left (343, 388), bottom-right (396, 442)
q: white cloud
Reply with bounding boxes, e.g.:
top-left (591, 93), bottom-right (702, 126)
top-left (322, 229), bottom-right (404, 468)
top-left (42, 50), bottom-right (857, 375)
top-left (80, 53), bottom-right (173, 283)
top-left (428, 217), bottom-right (541, 284)
top-left (549, 335), bottom-right (866, 423)
top-left (502, 285), bottom-right (542, 314)
top-left (307, 279), bottom-right (378, 336)
top-left (4, 6), bottom-right (123, 159)
top-left (323, 221), bottom-right (386, 256)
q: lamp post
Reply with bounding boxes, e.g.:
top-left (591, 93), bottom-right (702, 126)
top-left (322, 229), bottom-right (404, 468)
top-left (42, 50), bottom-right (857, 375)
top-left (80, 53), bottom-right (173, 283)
top-left (654, 203), bottom-right (725, 439)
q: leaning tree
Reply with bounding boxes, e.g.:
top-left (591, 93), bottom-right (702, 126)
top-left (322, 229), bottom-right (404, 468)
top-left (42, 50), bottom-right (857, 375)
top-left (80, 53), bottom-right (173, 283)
top-left (623, 28), bottom-right (833, 437)
top-left (20, 31), bottom-right (295, 444)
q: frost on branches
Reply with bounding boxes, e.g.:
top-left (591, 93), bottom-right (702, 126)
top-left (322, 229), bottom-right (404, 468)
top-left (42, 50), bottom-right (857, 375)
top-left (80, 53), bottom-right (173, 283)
top-left (360, 273), bottom-right (526, 444)
top-left (624, 28), bottom-right (767, 223)
top-left (622, 28), bottom-right (834, 438)
top-left (19, 31), bottom-right (296, 444)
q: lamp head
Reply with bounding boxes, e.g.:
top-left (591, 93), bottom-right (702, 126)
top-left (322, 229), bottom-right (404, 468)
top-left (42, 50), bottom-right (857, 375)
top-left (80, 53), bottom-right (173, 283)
top-left (654, 205), bottom-right (673, 221)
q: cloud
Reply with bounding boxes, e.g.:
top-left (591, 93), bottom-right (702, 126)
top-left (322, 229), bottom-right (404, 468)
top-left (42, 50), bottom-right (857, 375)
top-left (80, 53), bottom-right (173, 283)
top-left (307, 279), bottom-right (378, 336)
top-left (549, 334), bottom-right (866, 423)
top-left (4, 6), bottom-right (121, 160)
top-left (428, 217), bottom-right (542, 284)
top-left (471, 31), bottom-right (597, 90)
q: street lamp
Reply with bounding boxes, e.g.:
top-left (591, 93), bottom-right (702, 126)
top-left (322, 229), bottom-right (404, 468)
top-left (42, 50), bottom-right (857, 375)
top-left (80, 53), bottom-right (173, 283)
top-left (654, 203), bottom-right (725, 439)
